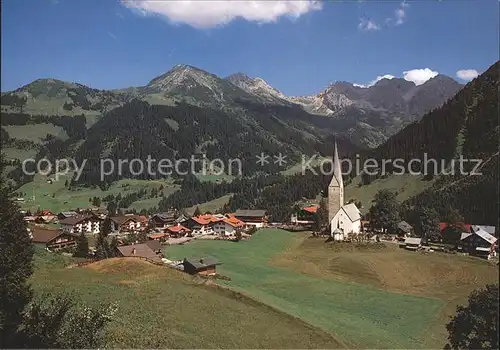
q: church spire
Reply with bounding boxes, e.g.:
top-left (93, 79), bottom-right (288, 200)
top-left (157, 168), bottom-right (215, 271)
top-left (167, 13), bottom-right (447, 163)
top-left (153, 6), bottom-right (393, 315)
top-left (327, 139), bottom-right (344, 224)
top-left (329, 140), bottom-right (343, 188)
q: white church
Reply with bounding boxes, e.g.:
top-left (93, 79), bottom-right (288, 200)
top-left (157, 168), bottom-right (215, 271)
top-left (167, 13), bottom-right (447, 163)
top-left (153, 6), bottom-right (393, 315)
top-left (328, 142), bottom-right (362, 241)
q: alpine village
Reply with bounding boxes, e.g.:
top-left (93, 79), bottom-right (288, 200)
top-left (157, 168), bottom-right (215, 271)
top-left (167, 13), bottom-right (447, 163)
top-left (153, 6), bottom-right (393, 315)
top-left (1, 2), bottom-right (498, 348)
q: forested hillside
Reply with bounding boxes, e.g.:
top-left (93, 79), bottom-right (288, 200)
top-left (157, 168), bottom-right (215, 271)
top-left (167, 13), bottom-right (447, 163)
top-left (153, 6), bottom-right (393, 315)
top-left (213, 61), bottom-right (498, 223)
top-left (72, 99), bottom-right (348, 186)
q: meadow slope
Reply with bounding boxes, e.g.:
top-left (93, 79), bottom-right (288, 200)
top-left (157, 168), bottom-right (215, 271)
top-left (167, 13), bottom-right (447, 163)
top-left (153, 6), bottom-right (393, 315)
top-left (31, 249), bottom-right (343, 349)
top-left (166, 229), bottom-right (466, 348)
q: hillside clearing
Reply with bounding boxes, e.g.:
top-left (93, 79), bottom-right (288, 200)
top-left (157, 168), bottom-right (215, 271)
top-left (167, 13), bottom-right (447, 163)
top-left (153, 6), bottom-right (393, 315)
top-left (345, 174), bottom-right (435, 213)
top-left (164, 229), bottom-right (472, 348)
top-left (31, 252), bottom-right (343, 349)
top-left (18, 174), bottom-right (179, 213)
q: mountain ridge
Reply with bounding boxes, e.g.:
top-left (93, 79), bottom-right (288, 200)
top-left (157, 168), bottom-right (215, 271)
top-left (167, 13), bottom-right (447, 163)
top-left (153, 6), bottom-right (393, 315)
top-left (1, 63), bottom-right (464, 152)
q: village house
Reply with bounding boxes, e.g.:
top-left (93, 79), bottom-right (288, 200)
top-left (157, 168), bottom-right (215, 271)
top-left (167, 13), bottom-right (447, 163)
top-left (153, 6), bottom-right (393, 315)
top-left (175, 213), bottom-right (189, 224)
top-left (40, 209), bottom-right (55, 216)
top-left (29, 226), bottom-right (77, 250)
top-left (151, 211), bottom-right (178, 229)
top-left (460, 228), bottom-right (498, 259)
top-left (148, 232), bottom-right (168, 241)
top-left (57, 211), bottom-right (78, 221)
top-left (24, 215), bottom-right (37, 223)
top-left (182, 256), bottom-right (219, 276)
top-left (213, 216), bottom-right (245, 237)
top-left (59, 215), bottom-right (101, 235)
top-left (166, 224), bottom-right (191, 238)
top-left (471, 225), bottom-right (497, 236)
top-left (185, 215), bottom-right (219, 236)
top-left (34, 211), bottom-right (57, 224)
top-left (116, 242), bottom-right (163, 263)
top-left (88, 207), bottom-right (109, 219)
top-left (129, 214), bottom-right (149, 230)
top-left (403, 237), bottom-right (422, 250)
top-left (234, 209), bottom-right (268, 228)
top-left (290, 205), bottom-right (318, 226)
top-left (110, 216), bottom-right (141, 233)
top-left (397, 221), bottom-right (413, 237)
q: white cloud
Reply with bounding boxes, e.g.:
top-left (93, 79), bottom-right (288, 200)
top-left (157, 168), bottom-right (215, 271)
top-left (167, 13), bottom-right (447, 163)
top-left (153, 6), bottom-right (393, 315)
top-left (121, 0), bottom-right (323, 29)
top-left (395, 8), bottom-right (405, 25)
top-left (354, 74), bottom-right (395, 88)
top-left (456, 69), bottom-right (479, 81)
top-left (358, 18), bottom-right (380, 31)
top-left (108, 31), bottom-right (117, 40)
top-left (386, 1), bottom-right (409, 27)
top-left (403, 68), bottom-right (439, 85)
top-left (355, 67), bottom-right (441, 88)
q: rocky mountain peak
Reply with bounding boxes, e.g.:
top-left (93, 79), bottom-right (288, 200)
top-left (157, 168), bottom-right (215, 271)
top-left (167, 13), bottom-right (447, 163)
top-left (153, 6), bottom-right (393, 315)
top-left (225, 73), bottom-right (286, 101)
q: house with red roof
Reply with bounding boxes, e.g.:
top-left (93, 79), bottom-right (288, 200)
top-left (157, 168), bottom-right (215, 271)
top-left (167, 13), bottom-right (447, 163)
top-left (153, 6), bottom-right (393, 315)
top-left (186, 215), bottom-right (219, 236)
top-left (290, 205), bottom-right (318, 226)
top-left (166, 224), bottom-right (192, 238)
top-left (213, 216), bottom-right (245, 237)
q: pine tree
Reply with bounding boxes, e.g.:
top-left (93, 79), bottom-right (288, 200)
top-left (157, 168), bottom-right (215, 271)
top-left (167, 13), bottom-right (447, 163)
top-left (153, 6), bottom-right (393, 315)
top-left (315, 197), bottom-right (329, 232)
top-left (0, 155), bottom-right (34, 347)
top-left (74, 231), bottom-right (89, 258)
top-left (193, 206), bottom-right (201, 217)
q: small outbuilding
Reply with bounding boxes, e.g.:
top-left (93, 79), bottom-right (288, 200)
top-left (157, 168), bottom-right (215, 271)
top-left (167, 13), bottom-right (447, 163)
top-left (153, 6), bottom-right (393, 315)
top-left (397, 221), bottom-right (413, 237)
top-left (182, 256), bottom-right (219, 276)
top-left (403, 237), bottom-right (422, 250)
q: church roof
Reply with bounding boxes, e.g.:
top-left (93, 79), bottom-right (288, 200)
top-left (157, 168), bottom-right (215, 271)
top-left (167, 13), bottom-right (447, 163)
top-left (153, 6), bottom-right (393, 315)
top-left (341, 203), bottom-right (361, 222)
top-left (329, 141), bottom-right (343, 187)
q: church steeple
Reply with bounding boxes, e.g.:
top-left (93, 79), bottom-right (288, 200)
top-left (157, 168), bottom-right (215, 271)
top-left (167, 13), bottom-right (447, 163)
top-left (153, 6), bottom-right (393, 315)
top-left (327, 140), bottom-right (344, 223)
top-left (329, 140), bottom-right (343, 188)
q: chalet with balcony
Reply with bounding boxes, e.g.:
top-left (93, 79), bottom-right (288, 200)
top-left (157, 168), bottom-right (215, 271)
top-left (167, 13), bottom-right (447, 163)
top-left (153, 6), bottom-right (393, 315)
top-left (234, 209), bottom-right (268, 228)
top-left (59, 215), bottom-right (101, 235)
top-left (213, 216), bottom-right (245, 237)
top-left (110, 216), bottom-right (141, 233)
top-left (460, 228), bottom-right (497, 259)
top-left (151, 211), bottom-right (178, 229)
top-left (29, 226), bottom-right (77, 250)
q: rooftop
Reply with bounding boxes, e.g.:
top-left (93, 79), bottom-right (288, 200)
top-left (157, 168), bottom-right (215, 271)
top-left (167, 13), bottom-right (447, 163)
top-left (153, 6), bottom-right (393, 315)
top-left (183, 256), bottom-right (219, 270)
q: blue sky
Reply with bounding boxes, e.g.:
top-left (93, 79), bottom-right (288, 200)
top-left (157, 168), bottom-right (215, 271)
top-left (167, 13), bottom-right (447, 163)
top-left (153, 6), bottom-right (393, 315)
top-left (1, 0), bottom-right (498, 96)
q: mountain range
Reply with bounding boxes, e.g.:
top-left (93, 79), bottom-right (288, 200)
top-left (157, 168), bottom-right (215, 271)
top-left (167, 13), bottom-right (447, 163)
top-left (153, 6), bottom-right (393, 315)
top-left (1, 60), bottom-right (497, 224)
top-left (2, 64), bottom-right (462, 148)
top-left (230, 60), bottom-right (498, 224)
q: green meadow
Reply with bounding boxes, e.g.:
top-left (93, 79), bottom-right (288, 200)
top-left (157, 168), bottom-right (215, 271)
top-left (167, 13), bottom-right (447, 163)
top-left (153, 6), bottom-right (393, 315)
top-left (166, 229), bottom-right (448, 348)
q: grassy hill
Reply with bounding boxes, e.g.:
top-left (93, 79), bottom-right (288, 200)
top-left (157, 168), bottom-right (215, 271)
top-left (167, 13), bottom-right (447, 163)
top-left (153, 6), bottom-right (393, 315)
top-left (31, 249), bottom-right (343, 349)
top-left (17, 173), bottom-right (179, 213)
top-left (164, 228), bottom-right (498, 348)
top-left (344, 173), bottom-right (436, 214)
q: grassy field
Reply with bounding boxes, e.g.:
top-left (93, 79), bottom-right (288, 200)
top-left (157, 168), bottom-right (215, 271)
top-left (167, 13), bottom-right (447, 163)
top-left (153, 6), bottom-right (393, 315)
top-left (2, 147), bottom-right (38, 162)
top-left (166, 229), bottom-right (499, 348)
top-left (4, 124), bottom-right (69, 143)
top-left (195, 174), bottom-right (235, 183)
top-left (272, 236), bottom-right (499, 347)
top-left (31, 249), bottom-right (343, 348)
top-left (18, 174), bottom-right (180, 213)
top-left (186, 194), bottom-right (233, 215)
top-left (281, 156), bottom-right (327, 176)
top-left (345, 174), bottom-right (436, 213)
